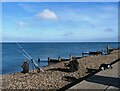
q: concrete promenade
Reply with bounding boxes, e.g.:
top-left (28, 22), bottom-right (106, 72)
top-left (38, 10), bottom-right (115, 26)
top-left (67, 61), bottom-right (120, 90)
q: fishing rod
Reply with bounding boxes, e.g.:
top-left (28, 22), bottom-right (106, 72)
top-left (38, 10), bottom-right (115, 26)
top-left (18, 49), bottom-right (31, 63)
top-left (17, 43), bottom-right (44, 72)
top-left (17, 43), bottom-right (32, 59)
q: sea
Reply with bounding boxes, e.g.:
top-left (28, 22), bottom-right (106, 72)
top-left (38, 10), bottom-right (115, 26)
top-left (1, 42), bottom-right (119, 74)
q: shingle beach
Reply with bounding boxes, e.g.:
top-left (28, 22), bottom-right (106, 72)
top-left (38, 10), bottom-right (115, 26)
top-left (1, 49), bottom-right (119, 90)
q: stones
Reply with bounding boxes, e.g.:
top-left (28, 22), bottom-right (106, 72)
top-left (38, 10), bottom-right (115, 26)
top-left (2, 49), bottom-right (119, 89)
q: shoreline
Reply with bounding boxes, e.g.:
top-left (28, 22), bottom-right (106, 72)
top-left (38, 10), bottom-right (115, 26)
top-left (1, 49), bottom-right (120, 89)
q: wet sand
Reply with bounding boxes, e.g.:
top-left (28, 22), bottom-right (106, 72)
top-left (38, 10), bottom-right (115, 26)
top-left (1, 49), bottom-right (119, 89)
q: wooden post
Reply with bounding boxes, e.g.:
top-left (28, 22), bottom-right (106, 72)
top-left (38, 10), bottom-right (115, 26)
top-left (48, 57), bottom-right (50, 62)
top-left (70, 54), bottom-right (73, 61)
top-left (58, 56), bottom-right (61, 61)
top-left (82, 52), bottom-right (84, 57)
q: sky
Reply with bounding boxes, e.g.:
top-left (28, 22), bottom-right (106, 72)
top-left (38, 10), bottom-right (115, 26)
top-left (1, 0), bottom-right (120, 2)
top-left (2, 2), bottom-right (118, 42)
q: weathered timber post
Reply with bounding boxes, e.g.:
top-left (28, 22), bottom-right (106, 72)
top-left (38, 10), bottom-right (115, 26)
top-left (70, 54), bottom-right (73, 61)
top-left (58, 56), bottom-right (61, 61)
top-left (48, 57), bottom-right (50, 62)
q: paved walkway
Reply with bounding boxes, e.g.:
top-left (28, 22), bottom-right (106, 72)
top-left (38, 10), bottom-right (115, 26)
top-left (67, 61), bottom-right (120, 90)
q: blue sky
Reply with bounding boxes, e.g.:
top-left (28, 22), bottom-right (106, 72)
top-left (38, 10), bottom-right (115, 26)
top-left (2, 2), bottom-right (118, 42)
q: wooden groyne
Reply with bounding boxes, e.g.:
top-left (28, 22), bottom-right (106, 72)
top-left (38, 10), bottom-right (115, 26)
top-left (48, 55), bottom-right (82, 63)
top-left (47, 46), bottom-right (118, 63)
top-left (82, 51), bottom-right (102, 55)
top-left (47, 57), bottom-right (68, 62)
top-left (48, 56), bottom-right (70, 65)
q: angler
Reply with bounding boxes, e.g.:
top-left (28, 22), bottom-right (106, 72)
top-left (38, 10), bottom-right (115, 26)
top-left (17, 43), bottom-right (44, 73)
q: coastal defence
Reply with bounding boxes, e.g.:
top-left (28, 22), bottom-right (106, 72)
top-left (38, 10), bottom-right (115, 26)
top-left (48, 55), bottom-right (81, 63)
top-left (1, 49), bottom-right (120, 90)
top-left (48, 47), bottom-right (119, 64)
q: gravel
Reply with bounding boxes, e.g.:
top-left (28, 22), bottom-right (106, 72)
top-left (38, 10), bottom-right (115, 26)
top-left (1, 50), bottom-right (119, 89)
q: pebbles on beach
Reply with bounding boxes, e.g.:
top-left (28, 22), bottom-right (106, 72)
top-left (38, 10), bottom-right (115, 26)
top-left (1, 50), bottom-right (119, 89)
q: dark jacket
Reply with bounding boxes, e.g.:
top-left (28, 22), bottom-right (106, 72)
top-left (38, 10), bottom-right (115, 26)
top-left (21, 62), bottom-right (29, 73)
top-left (69, 59), bottom-right (79, 72)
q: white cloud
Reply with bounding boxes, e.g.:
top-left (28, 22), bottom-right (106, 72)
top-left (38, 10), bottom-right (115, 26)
top-left (36, 9), bottom-right (58, 20)
top-left (17, 21), bottom-right (26, 27)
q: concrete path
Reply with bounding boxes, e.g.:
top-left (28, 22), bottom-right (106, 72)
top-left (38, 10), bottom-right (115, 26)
top-left (67, 61), bottom-right (120, 90)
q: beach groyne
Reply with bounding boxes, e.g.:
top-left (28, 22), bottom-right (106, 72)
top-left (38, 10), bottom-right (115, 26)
top-left (48, 47), bottom-right (118, 63)
top-left (1, 49), bottom-right (119, 89)
top-left (48, 55), bottom-right (82, 63)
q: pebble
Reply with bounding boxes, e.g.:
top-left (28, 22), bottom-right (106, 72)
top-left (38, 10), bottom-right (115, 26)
top-left (1, 50), bottom-right (119, 89)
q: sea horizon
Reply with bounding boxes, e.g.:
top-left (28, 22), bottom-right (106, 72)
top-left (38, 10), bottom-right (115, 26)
top-left (1, 41), bottom-right (119, 43)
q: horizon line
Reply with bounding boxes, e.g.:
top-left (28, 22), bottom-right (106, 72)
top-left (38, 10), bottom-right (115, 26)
top-left (1, 41), bottom-right (119, 43)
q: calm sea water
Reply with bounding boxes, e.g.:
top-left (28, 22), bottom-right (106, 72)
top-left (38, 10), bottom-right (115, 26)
top-left (2, 42), bottom-right (118, 74)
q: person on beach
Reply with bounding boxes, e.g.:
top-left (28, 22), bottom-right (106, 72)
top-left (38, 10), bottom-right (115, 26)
top-left (21, 60), bottom-right (29, 73)
top-left (101, 49), bottom-right (106, 55)
top-left (69, 59), bottom-right (79, 72)
top-left (106, 45), bottom-right (110, 54)
top-left (38, 58), bottom-right (40, 67)
top-left (65, 59), bottom-right (79, 72)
